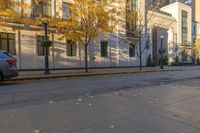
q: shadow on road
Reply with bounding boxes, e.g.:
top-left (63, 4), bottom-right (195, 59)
top-left (0, 81), bottom-right (28, 86)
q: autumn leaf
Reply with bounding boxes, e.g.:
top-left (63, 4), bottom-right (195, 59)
top-left (88, 103), bottom-right (93, 106)
top-left (49, 101), bottom-right (53, 104)
top-left (110, 125), bottom-right (116, 129)
top-left (34, 129), bottom-right (41, 133)
top-left (77, 98), bottom-right (83, 102)
top-left (194, 38), bottom-right (200, 58)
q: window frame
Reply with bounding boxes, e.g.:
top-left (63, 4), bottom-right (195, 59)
top-left (126, 0), bottom-right (137, 36)
top-left (181, 10), bottom-right (188, 45)
top-left (100, 41), bottom-right (108, 57)
top-left (32, 0), bottom-right (52, 18)
top-left (62, 2), bottom-right (71, 20)
top-left (67, 40), bottom-right (77, 56)
top-left (36, 36), bottom-right (50, 56)
top-left (0, 33), bottom-right (16, 55)
top-left (126, 0), bottom-right (137, 12)
top-left (129, 43), bottom-right (135, 57)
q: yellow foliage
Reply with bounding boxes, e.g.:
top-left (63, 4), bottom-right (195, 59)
top-left (0, 0), bottom-right (32, 30)
top-left (0, 0), bottom-right (62, 31)
top-left (56, 0), bottom-right (124, 46)
top-left (194, 38), bottom-right (200, 57)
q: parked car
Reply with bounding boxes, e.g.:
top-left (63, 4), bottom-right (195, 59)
top-left (0, 51), bottom-right (18, 81)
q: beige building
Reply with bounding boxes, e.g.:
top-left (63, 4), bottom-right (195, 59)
top-left (1, 0), bottom-right (189, 69)
top-left (147, 10), bottom-right (177, 65)
top-left (0, 0), bottom-right (152, 70)
top-left (161, 1), bottom-right (193, 63)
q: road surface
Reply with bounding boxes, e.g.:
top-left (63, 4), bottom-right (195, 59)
top-left (0, 67), bottom-right (200, 133)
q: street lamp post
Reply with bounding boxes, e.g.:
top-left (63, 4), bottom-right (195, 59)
top-left (160, 36), bottom-right (164, 69)
top-left (43, 22), bottom-right (50, 75)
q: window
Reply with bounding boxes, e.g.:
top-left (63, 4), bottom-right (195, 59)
top-left (37, 36), bottom-right (49, 56)
top-left (126, 0), bottom-right (137, 36)
top-left (126, 19), bottom-right (136, 33)
top-left (193, 25), bottom-right (196, 35)
top-left (126, 0), bottom-right (137, 12)
top-left (63, 2), bottom-right (70, 20)
top-left (0, 0), bottom-right (19, 21)
top-left (0, 33), bottom-right (16, 55)
top-left (182, 10), bottom-right (188, 45)
top-left (181, 50), bottom-right (188, 62)
top-left (129, 43), bottom-right (135, 57)
top-left (100, 41), bottom-right (108, 57)
top-left (32, 0), bottom-right (52, 18)
top-left (193, 39), bottom-right (196, 44)
top-left (150, 0), bottom-right (155, 3)
top-left (67, 40), bottom-right (77, 56)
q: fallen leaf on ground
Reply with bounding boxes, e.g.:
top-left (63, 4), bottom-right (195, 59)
top-left (49, 101), bottom-right (53, 104)
top-left (90, 96), bottom-right (94, 98)
top-left (110, 125), bottom-right (116, 129)
top-left (77, 98), bottom-right (83, 102)
top-left (144, 109), bottom-right (149, 112)
top-left (88, 103), bottom-right (93, 106)
top-left (34, 129), bottom-right (41, 133)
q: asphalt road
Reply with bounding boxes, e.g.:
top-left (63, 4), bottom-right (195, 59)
top-left (0, 67), bottom-right (200, 110)
top-left (1, 67), bottom-right (200, 133)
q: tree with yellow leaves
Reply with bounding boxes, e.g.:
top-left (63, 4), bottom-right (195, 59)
top-left (0, 0), bottom-right (60, 74)
top-left (57, 0), bottom-right (122, 72)
top-left (124, 0), bottom-right (174, 70)
top-left (194, 38), bottom-right (200, 61)
top-left (0, 0), bottom-right (31, 30)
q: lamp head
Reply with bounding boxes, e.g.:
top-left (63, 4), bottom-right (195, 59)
top-left (40, 17), bottom-right (49, 25)
top-left (160, 36), bottom-right (164, 39)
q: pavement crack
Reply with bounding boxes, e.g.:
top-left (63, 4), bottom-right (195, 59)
top-left (65, 111), bottom-right (144, 133)
top-left (0, 109), bottom-right (18, 128)
top-left (148, 111), bottom-right (200, 130)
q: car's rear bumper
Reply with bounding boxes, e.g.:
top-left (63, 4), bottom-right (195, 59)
top-left (4, 69), bottom-right (18, 79)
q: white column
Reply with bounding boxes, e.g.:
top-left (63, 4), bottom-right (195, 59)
top-left (16, 30), bottom-right (21, 69)
top-left (34, 32), bottom-right (37, 69)
top-left (51, 33), bottom-right (55, 69)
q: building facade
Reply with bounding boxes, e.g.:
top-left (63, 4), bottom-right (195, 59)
top-left (161, 1), bottom-right (193, 63)
top-left (0, 0), bottom-right (150, 70)
top-left (192, 0), bottom-right (200, 40)
top-left (0, 0), bottom-right (197, 70)
top-left (147, 10), bottom-right (176, 65)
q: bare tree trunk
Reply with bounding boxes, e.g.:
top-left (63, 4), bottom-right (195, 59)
top-left (84, 45), bottom-right (88, 72)
top-left (139, 39), bottom-right (142, 70)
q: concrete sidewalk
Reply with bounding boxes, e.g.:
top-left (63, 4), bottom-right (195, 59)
top-left (10, 66), bottom-right (182, 81)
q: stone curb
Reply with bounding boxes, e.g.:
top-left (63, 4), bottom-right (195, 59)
top-left (8, 68), bottom-right (182, 82)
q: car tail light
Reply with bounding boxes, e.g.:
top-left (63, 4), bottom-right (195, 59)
top-left (7, 60), bottom-right (16, 65)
